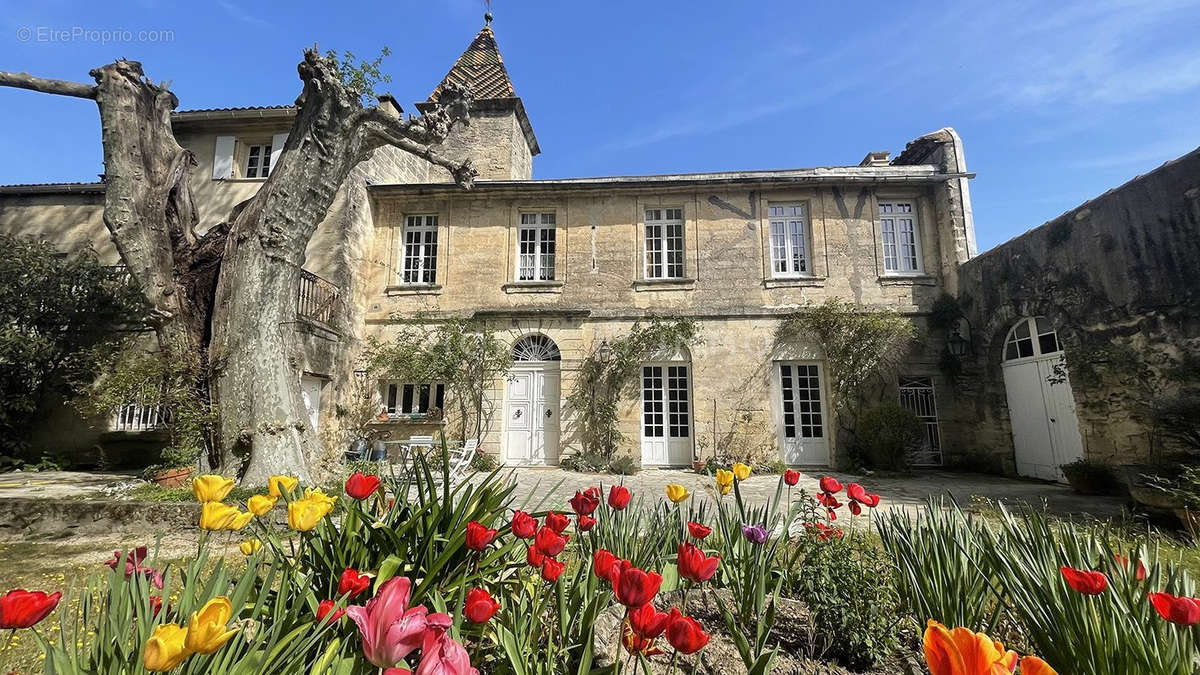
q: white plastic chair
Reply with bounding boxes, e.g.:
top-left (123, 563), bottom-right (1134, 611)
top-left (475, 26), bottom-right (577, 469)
top-left (444, 439), bottom-right (478, 484)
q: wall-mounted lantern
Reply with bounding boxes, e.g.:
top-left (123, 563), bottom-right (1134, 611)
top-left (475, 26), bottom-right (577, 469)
top-left (946, 318), bottom-right (972, 357)
top-left (598, 339), bottom-right (612, 364)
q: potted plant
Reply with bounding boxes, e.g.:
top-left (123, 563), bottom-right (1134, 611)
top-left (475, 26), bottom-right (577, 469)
top-left (145, 445), bottom-right (199, 487)
top-left (1147, 465), bottom-right (1200, 538)
top-left (1060, 458), bottom-right (1120, 495)
top-left (337, 374), bottom-right (390, 461)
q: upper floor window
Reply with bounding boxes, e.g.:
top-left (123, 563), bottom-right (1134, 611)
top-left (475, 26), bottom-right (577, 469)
top-left (644, 207), bottom-right (684, 279)
top-left (518, 213), bottom-right (556, 281)
top-left (768, 203), bottom-right (809, 277)
top-left (382, 381), bottom-right (445, 417)
top-left (245, 144), bottom-right (272, 178)
top-left (401, 215), bottom-right (438, 284)
top-left (878, 201), bottom-right (923, 274)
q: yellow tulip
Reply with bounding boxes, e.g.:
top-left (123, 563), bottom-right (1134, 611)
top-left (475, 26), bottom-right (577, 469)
top-left (238, 539), bottom-right (262, 556)
top-left (288, 496), bottom-right (333, 532)
top-left (665, 484), bottom-right (690, 503)
top-left (184, 597), bottom-right (238, 655)
top-left (267, 475), bottom-right (299, 499)
top-left (715, 469), bottom-right (734, 496)
top-left (732, 462), bottom-right (752, 481)
top-left (247, 494), bottom-right (277, 516)
top-left (143, 623), bottom-right (191, 671)
top-left (303, 487), bottom-right (337, 507)
top-left (192, 474), bottom-right (234, 503)
top-left (199, 501), bottom-right (240, 531)
top-left (227, 511), bottom-right (254, 531)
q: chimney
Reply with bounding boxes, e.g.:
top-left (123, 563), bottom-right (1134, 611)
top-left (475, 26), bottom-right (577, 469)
top-left (859, 151), bottom-right (891, 167)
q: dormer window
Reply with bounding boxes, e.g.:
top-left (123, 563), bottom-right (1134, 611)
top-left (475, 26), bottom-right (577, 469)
top-left (244, 144), bottom-right (272, 178)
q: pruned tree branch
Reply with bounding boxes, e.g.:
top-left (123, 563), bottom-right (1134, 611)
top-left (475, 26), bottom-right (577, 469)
top-left (0, 70), bottom-right (98, 99)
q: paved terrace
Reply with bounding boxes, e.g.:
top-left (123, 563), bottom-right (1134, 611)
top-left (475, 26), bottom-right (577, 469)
top-left (0, 468), bottom-right (1125, 521)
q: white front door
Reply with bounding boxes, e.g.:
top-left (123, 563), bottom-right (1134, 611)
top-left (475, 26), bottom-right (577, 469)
top-left (300, 375), bottom-right (323, 433)
top-left (1003, 356), bottom-right (1084, 482)
top-left (504, 366), bottom-right (560, 465)
top-left (641, 364), bottom-right (692, 466)
top-left (776, 362), bottom-right (830, 466)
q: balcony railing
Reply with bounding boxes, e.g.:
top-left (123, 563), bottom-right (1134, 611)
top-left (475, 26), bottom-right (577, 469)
top-left (110, 404), bottom-right (171, 432)
top-left (297, 269), bottom-right (339, 325)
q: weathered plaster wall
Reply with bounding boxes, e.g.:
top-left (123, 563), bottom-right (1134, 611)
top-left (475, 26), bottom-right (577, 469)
top-left (947, 147), bottom-right (1200, 472)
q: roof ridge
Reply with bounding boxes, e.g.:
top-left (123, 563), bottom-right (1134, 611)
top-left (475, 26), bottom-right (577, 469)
top-left (428, 24), bottom-right (517, 102)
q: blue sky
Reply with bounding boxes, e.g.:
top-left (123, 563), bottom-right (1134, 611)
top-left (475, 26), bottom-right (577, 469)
top-left (3, 0), bottom-right (1198, 252)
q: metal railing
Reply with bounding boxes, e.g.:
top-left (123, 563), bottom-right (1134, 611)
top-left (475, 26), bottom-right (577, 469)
top-left (297, 269), bottom-right (339, 325)
top-left (110, 404), bottom-right (171, 432)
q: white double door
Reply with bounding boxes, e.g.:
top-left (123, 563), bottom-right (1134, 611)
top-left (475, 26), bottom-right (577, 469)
top-left (1003, 355), bottom-right (1084, 482)
top-left (776, 362), bottom-right (829, 466)
top-left (641, 364), bottom-right (693, 467)
top-left (504, 365), bottom-right (560, 465)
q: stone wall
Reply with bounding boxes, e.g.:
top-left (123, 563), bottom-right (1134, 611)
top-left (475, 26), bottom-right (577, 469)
top-left (946, 147), bottom-right (1200, 473)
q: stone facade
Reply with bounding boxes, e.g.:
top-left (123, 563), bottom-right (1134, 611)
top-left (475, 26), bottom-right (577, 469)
top-left (0, 21), bottom-right (982, 472)
top-left (945, 147), bottom-right (1200, 474)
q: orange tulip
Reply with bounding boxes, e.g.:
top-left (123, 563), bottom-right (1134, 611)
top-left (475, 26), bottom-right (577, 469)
top-left (923, 621), bottom-right (1057, 675)
top-left (923, 620), bottom-right (1017, 675)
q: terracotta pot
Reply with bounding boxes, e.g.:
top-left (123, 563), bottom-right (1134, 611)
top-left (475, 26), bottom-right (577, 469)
top-left (151, 466), bottom-right (194, 488)
top-left (692, 459), bottom-right (707, 472)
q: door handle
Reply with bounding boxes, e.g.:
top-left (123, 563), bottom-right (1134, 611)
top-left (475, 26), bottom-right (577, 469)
top-left (545, 409), bottom-right (553, 418)
top-left (1049, 417), bottom-right (1057, 423)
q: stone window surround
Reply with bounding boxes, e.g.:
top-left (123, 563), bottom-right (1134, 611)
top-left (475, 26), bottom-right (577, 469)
top-left (758, 191), bottom-right (827, 283)
top-left (385, 202), bottom-right (450, 296)
top-left (634, 197), bottom-right (698, 289)
top-left (507, 203), bottom-right (566, 291)
top-left (874, 192), bottom-right (932, 279)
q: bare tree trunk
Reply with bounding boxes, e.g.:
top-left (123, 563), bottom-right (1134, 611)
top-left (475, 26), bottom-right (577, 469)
top-left (1, 50), bottom-right (476, 485)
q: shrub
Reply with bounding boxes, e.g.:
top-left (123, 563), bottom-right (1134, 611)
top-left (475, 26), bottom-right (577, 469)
top-left (855, 403), bottom-right (924, 470)
top-left (606, 454), bottom-right (640, 475)
top-left (470, 449), bottom-right (500, 471)
top-left (1060, 458), bottom-right (1121, 495)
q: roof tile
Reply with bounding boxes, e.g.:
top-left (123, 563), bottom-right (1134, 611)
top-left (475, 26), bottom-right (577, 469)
top-left (429, 25), bottom-right (516, 102)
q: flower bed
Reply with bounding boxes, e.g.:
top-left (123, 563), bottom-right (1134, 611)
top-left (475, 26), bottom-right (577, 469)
top-left (3, 453), bottom-right (1195, 673)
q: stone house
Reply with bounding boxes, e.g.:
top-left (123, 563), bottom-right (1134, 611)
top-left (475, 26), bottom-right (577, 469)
top-left (2, 20), bottom-right (982, 472)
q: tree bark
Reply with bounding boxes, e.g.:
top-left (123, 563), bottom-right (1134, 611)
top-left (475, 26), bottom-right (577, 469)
top-left (0, 51), bottom-right (476, 485)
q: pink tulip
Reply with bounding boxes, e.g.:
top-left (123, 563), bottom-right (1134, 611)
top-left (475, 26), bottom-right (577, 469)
top-left (347, 576), bottom-right (447, 668)
top-left (416, 618), bottom-right (478, 675)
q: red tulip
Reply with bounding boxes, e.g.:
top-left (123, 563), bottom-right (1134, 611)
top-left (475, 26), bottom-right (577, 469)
top-left (783, 469), bottom-right (800, 486)
top-left (593, 549), bottom-right (623, 584)
top-left (677, 543), bottom-right (720, 583)
top-left (464, 588), bottom-right (501, 623)
top-left (510, 510), bottom-right (537, 539)
top-left (849, 500), bottom-right (862, 516)
top-left (148, 595), bottom-right (163, 616)
top-left (819, 476), bottom-right (843, 494)
top-left (608, 485), bottom-right (632, 510)
top-left (628, 602), bottom-right (669, 639)
top-left (1061, 566), bottom-right (1108, 595)
top-left (569, 489), bottom-right (601, 516)
top-left (578, 515), bottom-right (597, 532)
top-left (316, 599), bottom-right (346, 623)
top-left (541, 558), bottom-right (565, 582)
top-left (1149, 592), bottom-right (1200, 626)
top-left (384, 669), bottom-right (411, 675)
top-left (527, 546), bottom-right (546, 568)
top-left (816, 492), bottom-right (842, 508)
top-left (545, 511), bottom-right (571, 533)
top-left (846, 482), bottom-right (867, 502)
top-left (686, 522), bottom-right (711, 540)
top-left (664, 608), bottom-right (710, 654)
top-left (344, 471), bottom-right (381, 500)
top-left (465, 521), bottom-right (498, 551)
top-left (615, 567), bottom-right (662, 608)
top-left (535, 526), bottom-right (568, 557)
top-left (1114, 553), bottom-right (1148, 581)
top-left (338, 568), bottom-right (371, 598)
top-left (622, 621), bottom-right (665, 656)
top-left (0, 589), bottom-right (61, 629)
top-left (805, 522), bottom-right (843, 541)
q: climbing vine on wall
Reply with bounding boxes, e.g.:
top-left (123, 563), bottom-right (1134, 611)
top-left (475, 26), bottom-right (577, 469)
top-left (566, 317), bottom-right (700, 461)
top-left (775, 299), bottom-right (916, 428)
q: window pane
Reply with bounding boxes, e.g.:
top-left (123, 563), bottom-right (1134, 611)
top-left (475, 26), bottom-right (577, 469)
top-left (386, 384), bottom-right (397, 413)
top-left (401, 384), bottom-right (414, 413)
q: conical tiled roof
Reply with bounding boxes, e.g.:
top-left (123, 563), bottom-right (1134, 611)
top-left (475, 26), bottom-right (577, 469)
top-left (429, 25), bottom-right (516, 102)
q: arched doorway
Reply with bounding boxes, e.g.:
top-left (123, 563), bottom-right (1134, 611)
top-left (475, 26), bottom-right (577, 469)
top-left (503, 334), bottom-right (561, 466)
top-left (640, 345), bottom-right (693, 467)
top-left (1001, 317), bottom-right (1084, 482)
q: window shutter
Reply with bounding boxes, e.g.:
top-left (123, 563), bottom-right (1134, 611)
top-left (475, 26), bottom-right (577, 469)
top-left (270, 132), bottom-right (288, 171)
top-left (212, 136), bottom-right (235, 179)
